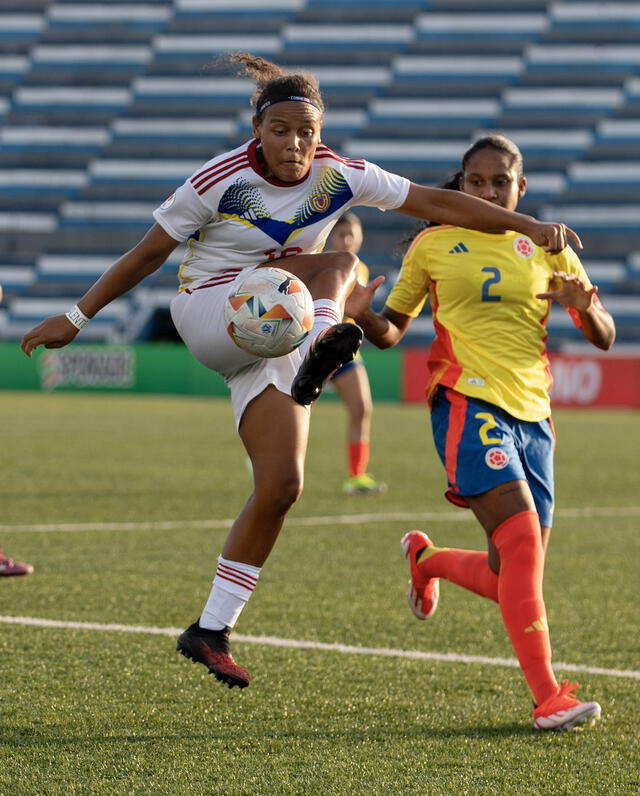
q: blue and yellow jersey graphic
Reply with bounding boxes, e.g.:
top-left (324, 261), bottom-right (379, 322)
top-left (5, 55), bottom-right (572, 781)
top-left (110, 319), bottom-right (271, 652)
top-left (217, 167), bottom-right (353, 247)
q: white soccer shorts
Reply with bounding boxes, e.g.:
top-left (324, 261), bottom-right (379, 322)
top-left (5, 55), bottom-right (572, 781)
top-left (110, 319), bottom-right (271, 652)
top-left (170, 277), bottom-right (303, 428)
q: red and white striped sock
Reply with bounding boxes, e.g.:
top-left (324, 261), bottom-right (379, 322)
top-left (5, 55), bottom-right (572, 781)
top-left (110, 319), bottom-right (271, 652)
top-left (199, 556), bottom-right (261, 631)
top-left (296, 299), bottom-right (342, 360)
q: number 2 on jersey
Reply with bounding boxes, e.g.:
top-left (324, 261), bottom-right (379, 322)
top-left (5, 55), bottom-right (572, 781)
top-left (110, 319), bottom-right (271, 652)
top-left (481, 267), bottom-right (501, 302)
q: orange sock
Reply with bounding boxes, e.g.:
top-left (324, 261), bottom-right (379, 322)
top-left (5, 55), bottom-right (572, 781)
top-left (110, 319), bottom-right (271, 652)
top-left (492, 510), bottom-right (558, 705)
top-left (417, 546), bottom-right (498, 602)
top-left (348, 441), bottom-right (369, 477)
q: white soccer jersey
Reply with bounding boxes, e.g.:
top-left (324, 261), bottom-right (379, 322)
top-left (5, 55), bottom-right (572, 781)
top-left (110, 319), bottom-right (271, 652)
top-left (152, 139), bottom-right (410, 291)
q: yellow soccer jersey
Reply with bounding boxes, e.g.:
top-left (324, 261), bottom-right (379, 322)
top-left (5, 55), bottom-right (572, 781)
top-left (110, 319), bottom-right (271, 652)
top-left (386, 226), bottom-right (593, 421)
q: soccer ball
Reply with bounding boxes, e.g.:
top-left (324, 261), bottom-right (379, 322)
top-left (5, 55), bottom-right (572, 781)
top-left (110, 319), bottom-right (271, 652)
top-left (224, 267), bottom-right (314, 358)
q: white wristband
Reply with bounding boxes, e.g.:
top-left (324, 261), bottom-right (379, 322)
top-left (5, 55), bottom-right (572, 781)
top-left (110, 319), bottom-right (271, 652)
top-left (65, 304), bottom-right (90, 330)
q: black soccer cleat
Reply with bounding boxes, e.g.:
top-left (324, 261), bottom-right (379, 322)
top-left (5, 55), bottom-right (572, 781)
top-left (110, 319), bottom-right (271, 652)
top-left (291, 322), bottom-right (363, 405)
top-left (177, 621), bottom-right (251, 689)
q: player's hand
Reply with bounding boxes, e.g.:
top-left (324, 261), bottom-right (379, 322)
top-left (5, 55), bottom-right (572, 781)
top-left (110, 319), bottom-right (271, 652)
top-left (21, 315), bottom-right (79, 358)
top-left (528, 221), bottom-right (582, 254)
top-left (536, 271), bottom-right (597, 311)
top-left (345, 275), bottom-right (385, 321)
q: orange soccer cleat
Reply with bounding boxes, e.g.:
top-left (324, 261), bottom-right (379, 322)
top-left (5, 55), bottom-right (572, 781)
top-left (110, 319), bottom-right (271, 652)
top-left (533, 680), bottom-right (602, 731)
top-left (401, 530), bottom-right (440, 620)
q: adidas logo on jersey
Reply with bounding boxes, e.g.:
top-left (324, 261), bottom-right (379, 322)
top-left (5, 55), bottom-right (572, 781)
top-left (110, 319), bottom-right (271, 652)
top-left (449, 242), bottom-right (469, 254)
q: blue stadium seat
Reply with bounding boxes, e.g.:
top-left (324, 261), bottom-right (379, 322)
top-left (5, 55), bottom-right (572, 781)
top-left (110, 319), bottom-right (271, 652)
top-left (0, 52), bottom-right (29, 99)
top-left (0, 264), bottom-right (36, 297)
top-left (0, 10), bottom-right (46, 55)
top-left (0, 125), bottom-right (110, 169)
top-left (498, 87), bottom-right (624, 128)
top-left (591, 118), bottom-right (640, 160)
top-left (522, 44), bottom-right (640, 87)
top-left (618, 76), bottom-right (640, 117)
top-left (6, 296), bottom-right (132, 342)
top-left (388, 54), bottom-right (522, 98)
top-left (367, 97), bottom-right (500, 138)
top-left (129, 75), bottom-right (253, 117)
top-left (547, 2), bottom-right (640, 45)
top-left (107, 117), bottom-right (235, 161)
top-left (626, 251), bottom-right (640, 279)
top-left (473, 128), bottom-right (592, 170)
top-left (564, 161), bottom-right (640, 203)
top-left (410, 11), bottom-right (548, 56)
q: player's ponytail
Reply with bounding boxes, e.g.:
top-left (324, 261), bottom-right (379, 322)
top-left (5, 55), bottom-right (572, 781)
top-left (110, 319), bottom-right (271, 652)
top-left (226, 51), bottom-right (325, 118)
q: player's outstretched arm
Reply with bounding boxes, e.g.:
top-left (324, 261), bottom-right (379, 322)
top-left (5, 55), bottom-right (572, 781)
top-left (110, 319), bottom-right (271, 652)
top-left (21, 224), bottom-right (179, 358)
top-left (536, 271), bottom-right (616, 350)
top-left (397, 183), bottom-right (582, 255)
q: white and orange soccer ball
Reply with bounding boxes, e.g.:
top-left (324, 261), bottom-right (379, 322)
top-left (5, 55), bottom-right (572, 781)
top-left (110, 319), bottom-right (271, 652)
top-left (224, 266), bottom-right (314, 358)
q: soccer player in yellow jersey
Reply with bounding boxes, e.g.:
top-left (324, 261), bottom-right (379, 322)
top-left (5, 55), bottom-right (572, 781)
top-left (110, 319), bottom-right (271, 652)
top-left (328, 213), bottom-right (386, 496)
top-left (347, 135), bottom-right (615, 731)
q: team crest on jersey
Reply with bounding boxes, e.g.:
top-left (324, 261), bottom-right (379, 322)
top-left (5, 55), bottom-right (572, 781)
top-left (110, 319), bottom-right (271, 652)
top-left (160, 193), bottom-right (176, 210)
top-left (514, 236), bottom-right (534, 258)
top-left (310, 191), bottom-right (330, 213)
top-left (485, 447), bottom-right (509, 470)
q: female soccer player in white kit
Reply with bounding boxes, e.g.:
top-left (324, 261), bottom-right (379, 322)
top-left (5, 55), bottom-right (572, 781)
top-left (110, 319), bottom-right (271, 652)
top-left (21, 53), bottom-right (581, 689)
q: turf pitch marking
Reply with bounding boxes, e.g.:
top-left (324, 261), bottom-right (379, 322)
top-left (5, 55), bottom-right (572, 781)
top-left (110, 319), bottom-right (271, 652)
top-left (0, 615), bottom-right (638, 681)
top-left (1, 505), bottom-right (640, 533)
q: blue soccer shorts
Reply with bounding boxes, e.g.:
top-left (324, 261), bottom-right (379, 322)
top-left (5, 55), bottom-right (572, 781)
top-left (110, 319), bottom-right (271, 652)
top-left (430, 387), bottom-right (555, 527)
top-left (330, 351), bottom-right (363, 381)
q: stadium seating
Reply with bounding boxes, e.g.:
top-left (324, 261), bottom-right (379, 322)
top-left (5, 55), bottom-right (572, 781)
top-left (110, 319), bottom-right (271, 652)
top-left (1, 0), bottom-right (640, 345)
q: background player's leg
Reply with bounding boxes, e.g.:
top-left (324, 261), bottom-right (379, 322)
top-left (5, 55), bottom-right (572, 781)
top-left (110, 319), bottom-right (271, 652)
top-left (332, 364), bottom-right (386, 495)
top-left (333, 364), bottom-right (372, 449)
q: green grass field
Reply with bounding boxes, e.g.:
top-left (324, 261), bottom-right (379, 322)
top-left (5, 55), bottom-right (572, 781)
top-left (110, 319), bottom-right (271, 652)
top-left (1, 391), bottom-right (639, 795)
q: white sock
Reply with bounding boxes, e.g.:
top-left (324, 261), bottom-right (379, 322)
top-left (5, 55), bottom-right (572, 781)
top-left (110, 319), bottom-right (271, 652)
top-left (296, 299), bottom-right (342, 359)
top-left (199, 556), bottom-right (261, 630)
